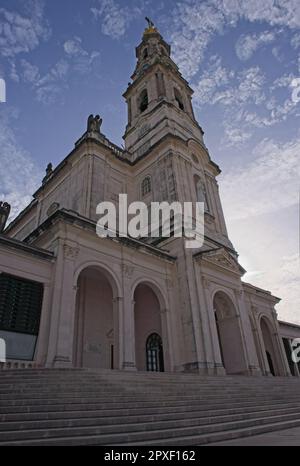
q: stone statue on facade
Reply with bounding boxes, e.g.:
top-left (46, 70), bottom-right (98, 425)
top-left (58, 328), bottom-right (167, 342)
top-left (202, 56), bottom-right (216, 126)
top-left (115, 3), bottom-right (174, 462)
top-left (42, 163), bottom-right (53, 184)
top-left (0, 201), bottom-right (11, 232)
top-left (87, 114), bottom-right (102, 133)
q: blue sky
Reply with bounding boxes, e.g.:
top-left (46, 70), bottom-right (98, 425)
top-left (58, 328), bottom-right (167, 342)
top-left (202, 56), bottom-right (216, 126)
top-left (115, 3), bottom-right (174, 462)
top-left (0, 0), bottom-right (299, 323)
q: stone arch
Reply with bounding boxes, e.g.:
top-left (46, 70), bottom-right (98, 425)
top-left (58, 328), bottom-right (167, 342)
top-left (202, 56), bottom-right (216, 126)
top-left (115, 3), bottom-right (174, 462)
top-left (141, 175), bottom-right (152, 197)
top-left (132, 278), bottom-right (169, 372)
top-left (174, 87), bottom-right (184, 110)
top-left (193, 174), bottom-right (209, 212)
top-left (131, 277), bottom-right (168, 311)
top-left (213, 290), bottom-right (246, 374)
top-left (259, 315), bottom-right (279, 376)
top-left (73, 261), bottom-right (122, 298)
top-left (138, 88), bottom-right (148, 113)
top-left (73, 263), bottom-right (121, 370)
top-left (187, 139), bottom-right (212, 168)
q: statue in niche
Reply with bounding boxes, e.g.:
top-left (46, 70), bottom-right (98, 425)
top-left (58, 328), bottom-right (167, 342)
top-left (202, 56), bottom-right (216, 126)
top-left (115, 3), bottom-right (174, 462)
top-left (195, 178), bottom-right (209, 212)
top-left (87, 114), bottom-right (102, 133)
top-left (0, 201), bottom-right (11, 232)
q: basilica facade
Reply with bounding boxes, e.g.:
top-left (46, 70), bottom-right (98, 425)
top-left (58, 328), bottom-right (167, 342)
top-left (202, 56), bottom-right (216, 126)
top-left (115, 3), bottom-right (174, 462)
top-left (0, 24), bottom-right (299, 377)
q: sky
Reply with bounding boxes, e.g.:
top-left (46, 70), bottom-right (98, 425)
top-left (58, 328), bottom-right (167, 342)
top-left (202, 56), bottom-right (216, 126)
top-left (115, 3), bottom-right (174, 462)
top-left (0, 0), bottom-right (299, 323)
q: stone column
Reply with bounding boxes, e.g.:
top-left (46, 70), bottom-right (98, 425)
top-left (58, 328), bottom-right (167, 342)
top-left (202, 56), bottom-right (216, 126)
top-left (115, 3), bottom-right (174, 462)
top-left (34, 283), bottom-right (52, 367)
top-left (268, 308), bottom-right (291, 376)
top-left (177, 247), bottom-right (207, 372)
top-left (113, 296), bottom-right (123, 370)
top-left (127, 98), bottom-right (132, 125)
top-left (121, 265), bottom-right (136, 370)
top-left (160, 308), bottom-right (172, 371)
top-left (273, 327), bottom-right (291, 376)
top-left (148, 74), bottom-right (157, 108)
top-left (202, 279), bottom-right (226, 375)
top-left (194, 268), bottom-right (220, 374)
top-left (122, 297), bottom-right (136, 370)
top-left (251, 324), bottom-right (264, 373)
top-left (48, 242), bottom-right (79, 368)
top-left (234, 289), bottom-right (261, 375)
top-left (155, 71), bottom-right (166, 99)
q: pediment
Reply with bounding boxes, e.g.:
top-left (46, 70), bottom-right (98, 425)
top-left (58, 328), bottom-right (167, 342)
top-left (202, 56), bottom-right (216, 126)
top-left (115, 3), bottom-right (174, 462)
top-left (196, 247), bottom-right (246, 276)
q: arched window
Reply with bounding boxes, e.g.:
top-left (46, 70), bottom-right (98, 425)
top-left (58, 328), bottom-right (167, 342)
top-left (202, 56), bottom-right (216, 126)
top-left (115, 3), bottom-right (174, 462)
top-left (139, 89), bottom-right (148, 113)
top-left (146, 333), bottom-right (164, 372)
top-left (192, 153), bottom-right (199, 165)
top-left (143, 48), bottom-right (148, 59)
top-left (174, 88), bottom-right (184, 111)
top-left (194, 175), bottom-right (210, 212)
top-left (141, 176), bottom-right (151, 196)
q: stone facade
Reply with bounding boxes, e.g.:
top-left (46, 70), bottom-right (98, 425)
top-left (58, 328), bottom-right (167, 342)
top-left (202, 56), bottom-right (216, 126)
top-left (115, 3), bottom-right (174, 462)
top-left (0, 24), bottom-right (299, 375)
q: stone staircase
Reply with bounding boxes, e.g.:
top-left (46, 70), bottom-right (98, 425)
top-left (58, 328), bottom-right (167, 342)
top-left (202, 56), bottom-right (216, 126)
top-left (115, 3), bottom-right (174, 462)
top-left (0, 368), bottom-right (300, 445)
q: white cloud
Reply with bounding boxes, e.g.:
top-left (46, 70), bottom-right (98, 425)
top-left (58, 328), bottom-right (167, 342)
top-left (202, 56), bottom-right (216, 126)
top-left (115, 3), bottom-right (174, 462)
top-left (219, 135), bottom-right (300, 323)
top-left (170, 0), bottom-right (300, 79)
top-left (291, 32), bottom-right (300, 49)
top-left (223, 126), bottom-right (251, 145)
top-left (0, 109), bottom-right (42, 221)
top-left (235, 30), bottom-right (275, 61)
top-left (232, 216), bottom-right (300, 324)
top-left (9, 60), bottom-right (19, 82)
top-left (21, 59), bottom-right (40, 83)
top-left (268, 254), bottom-right (300, 324)
top-left (17, 58), bottom-right (69, 105)
top-left (194, 60), bottom-right (268, 145)
top-left (64, 37), bottom-right (85, 56)
top-left (63, 37), bottom-right (100, 74)
top-left (91, 0), bottom-right (142, 39)
top-left (0, 0), bottom-right (50, 58)
top-left (194, 61), bottom-right (265, 108)
top-left (193, 56), bottom-right (234, 104)
top-left (220, 136), bottom-right (300, 221)
top-left (16, 37), bottom-right (100, 105)
top-left (271, 46), bottom-right (284, 62)
top-left (194, 55), bottom-right (299, 145)
top-left (34, 59), bottom-right (69, 105)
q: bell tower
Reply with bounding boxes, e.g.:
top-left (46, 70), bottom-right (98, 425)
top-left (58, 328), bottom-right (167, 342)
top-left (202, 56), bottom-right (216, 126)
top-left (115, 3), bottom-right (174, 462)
top-left (123, 19), bottom-right (204, 160)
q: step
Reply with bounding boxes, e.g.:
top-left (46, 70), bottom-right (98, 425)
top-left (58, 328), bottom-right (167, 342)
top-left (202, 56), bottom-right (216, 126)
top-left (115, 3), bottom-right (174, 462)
top-left (1, 368), bottom-right (300, 445)
top-left (0, 394), bottom-right (300, 412)
top-left (121, 418), bottom-right (300, 446)
top-left (2, 399), bottom-right (299, 423)
top-left (1, 404), bottom-right (300, 433)
top-left (0, 397), bottom-right (297, 416)
top-left (1, 412), bottom-right (300, 446)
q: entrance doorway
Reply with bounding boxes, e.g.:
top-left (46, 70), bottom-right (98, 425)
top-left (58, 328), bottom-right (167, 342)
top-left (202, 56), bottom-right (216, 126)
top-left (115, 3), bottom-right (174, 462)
top-left (134, 282), bottom-right (166, 371)
top-left (73, 266), bottom-right (117, 369)
top-left (213, 291), bottom-right (246, 374)
top-left (146, 333), bottom-right (164, 372)
top-left (260, 317), bottom-right (278, 376)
